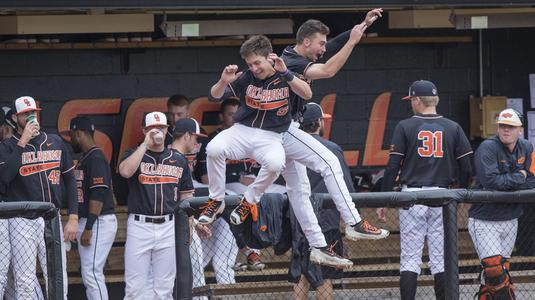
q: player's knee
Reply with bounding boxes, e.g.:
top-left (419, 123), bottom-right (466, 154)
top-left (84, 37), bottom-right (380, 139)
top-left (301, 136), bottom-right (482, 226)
top-left (206, 141), bottom-right (226, 159)
top-left (263, 156), bottom-right (285, 173)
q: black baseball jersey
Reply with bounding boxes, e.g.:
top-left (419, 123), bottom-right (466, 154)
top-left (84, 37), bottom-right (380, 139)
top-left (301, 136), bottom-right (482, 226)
top-left (122, 148), bottom-right (194, 216)
top-left (388, 114), bottom-right (473, 187)
top-left (281, 46), bottom-right (314, 120)
top-left (209, 70), bottom-right (295, 133)
top-left (197, 127), bottom-right (260, 183)
top-left (0, 132), bottom-right (78, 214)
top-left (75, 146), bottom-right (115, 218)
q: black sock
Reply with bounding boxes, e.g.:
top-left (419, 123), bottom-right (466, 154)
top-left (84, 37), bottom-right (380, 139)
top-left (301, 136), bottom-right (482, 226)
top-left (400, 271), bottom-right (418, 300)
top-left (434, 272), bottom-right (445, 300)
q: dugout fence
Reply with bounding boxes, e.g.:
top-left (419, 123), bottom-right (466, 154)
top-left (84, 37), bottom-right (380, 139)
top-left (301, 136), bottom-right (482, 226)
top-left (174, 189), bottom-right (535, 300)
top-left (0, 201), bottom-right (64, 300)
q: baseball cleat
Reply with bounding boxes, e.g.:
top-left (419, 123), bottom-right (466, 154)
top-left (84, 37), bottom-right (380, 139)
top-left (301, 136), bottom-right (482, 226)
top-left (310, 246), bottom-right (353, 269)
top-left (198, 199), bottom-right (225, 225)
top-left (246, 251), bottom-right (266, 271)
top-left (346, 220), bottom-right (389, 240)
top-left (230, 197), bottom-right (255, 225)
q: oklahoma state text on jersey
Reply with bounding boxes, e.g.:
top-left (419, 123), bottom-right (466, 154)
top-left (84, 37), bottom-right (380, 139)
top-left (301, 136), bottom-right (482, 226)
top-left (209, 70), bottom-right (296, 133)
top-left (122, 148), bottom-right (194, 216)
top-left (0, 132), bottom-right (76, 211)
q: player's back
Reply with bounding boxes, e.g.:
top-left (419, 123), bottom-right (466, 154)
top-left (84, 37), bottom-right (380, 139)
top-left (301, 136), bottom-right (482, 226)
top-left (394, 114), bottom-right (471, 188)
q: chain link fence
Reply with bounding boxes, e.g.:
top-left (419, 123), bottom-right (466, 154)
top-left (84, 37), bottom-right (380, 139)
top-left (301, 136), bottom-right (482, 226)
top-left (0, 202), bottom-right (64, 300)
top-left (175, 190), bottom-right (535, 300)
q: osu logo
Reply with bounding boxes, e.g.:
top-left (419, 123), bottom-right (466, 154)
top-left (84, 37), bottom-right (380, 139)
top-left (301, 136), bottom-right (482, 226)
top-left (24, 98), bottom-right (31, 106)
top-left (154, 113), bottom-right (160, 122)
top-left (502, 112), bottom-right (513, 118)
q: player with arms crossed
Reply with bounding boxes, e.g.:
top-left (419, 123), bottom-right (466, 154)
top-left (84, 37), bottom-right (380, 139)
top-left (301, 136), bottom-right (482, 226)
top-left (119, 112), bottom-right (194, 299)
top-left (279, 9), bottom-right (389, 245)
top-left (381, 80), bottom-right (473, 300)
top-left (469, 108), bottom-right (535, 300)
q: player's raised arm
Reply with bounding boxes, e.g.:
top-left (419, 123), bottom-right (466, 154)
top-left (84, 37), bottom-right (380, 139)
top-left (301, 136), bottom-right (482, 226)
top-left (269, 53), bottom-right (312, 100)
top-left (210, 64), bottom-right (242, 101)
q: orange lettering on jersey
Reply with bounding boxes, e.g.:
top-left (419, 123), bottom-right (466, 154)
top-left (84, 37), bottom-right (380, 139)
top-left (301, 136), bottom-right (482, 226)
top-left (19, 162), bottom-right (61, 176)
top-left (93, 177), bottom-right (104, 185)
top-left (138, 174), bottom-right (179, 184)
top-left (518, 156), bottom-right (526, 164)
top-left (417, 130), bottom-right (444, 158)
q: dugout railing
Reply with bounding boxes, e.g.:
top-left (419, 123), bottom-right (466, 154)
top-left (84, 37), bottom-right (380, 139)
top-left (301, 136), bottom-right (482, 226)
top-left (174, 189), bottom-right (535, 300)
top-left (0, 201), bottom-right (64, 300)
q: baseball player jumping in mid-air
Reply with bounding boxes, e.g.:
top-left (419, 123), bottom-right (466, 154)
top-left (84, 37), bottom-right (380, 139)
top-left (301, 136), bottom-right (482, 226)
top-left (279, 9), bottom-right (389, 252)
top-left (197, 35), bottom-right (354, 267)
top-left (468, 108), bottom-right (535, 300)
top-left (0, 96), bottom-right (79, 299)
top-left (119, 112), bottom-right (194, 299)
top-left (381, 80), bottom-right (473, 300)
top-left (68, 116), bottom-right (117, 300)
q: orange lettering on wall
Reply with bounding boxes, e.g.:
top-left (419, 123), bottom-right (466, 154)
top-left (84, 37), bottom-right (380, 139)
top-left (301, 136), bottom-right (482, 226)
top-left (117, 97), bottom-right (167, 166)
top-left (189, 97), bottom-right (222, 135)
top-left (57, 99), bottom-right (122, 163)
top-left (320, 94), bottom-right (336, 140)
top-left (362, 92), bottom-right (391, 166)
top-left (343, 151), bottom-right (360, 167)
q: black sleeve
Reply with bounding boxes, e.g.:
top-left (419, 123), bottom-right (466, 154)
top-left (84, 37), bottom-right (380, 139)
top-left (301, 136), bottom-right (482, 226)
top-left (457, 154), bottom-right (473, 188)
top-left (193, 137), bottom-right (208, 181)
top-left (322, 30), bottom-right (351, 61)
top-left (455, 125), bottom-right (474, 160)
top-left (381, 154), bottom-right (404, 192)
top-left (60, 141), bottom-right (78, 215)
top-left (179, 161), bottom-right (195, 194)
top-left (0, 142), bottom-right (24, 184)
top-left (86, 155), bottom-right (112, 202)
top-left (284, 52), bottom-right (314, 75)
top-left (381, 123), bottom-right (406, 192)
top-left (475, 142), bottom-right (526, 190)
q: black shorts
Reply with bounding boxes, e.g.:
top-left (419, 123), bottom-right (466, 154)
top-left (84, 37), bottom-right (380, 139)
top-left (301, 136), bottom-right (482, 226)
top-left (288, 229), bottom-right (344, 290)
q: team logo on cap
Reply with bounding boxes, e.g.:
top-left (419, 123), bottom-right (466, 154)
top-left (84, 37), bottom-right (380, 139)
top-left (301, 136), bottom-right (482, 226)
top-left (502, 112), bottom-right (513, 118)
top-left (23, 98), bottom-right (31, 107)
top-left (154, 113), bottom-right (160, 122)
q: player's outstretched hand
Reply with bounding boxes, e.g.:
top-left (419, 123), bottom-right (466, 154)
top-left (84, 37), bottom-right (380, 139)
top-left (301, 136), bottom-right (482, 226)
top-left (221, 65), bottom-right (242, 84)
top-left (364, 8), bottom-right (383, 27)
top-left (268, 53), bottom-right (287, 73)
top-left (80, 229), bottom-right (92, 246)
top-left (64, 218), bottom-right (78, 242)
top-left (376, 208), bottom-right (387, 223)
top-left (349, 23), bottom-right (367, 45)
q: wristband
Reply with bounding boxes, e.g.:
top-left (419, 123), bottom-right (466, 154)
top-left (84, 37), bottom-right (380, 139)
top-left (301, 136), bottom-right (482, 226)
top-left (279, 69), bottom-right (294, 82)
top-left (85, 213), bottom-right (98, 231)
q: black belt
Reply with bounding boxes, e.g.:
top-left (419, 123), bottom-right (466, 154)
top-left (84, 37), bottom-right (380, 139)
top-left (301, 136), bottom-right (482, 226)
top-left (134, 214), bottom-right (173, 224)
top-left (406, 185), bottom-right (447, 189)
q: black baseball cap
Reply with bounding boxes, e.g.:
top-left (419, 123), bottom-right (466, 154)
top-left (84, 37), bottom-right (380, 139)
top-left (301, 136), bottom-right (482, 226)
top-left (70, 116), bottom-right (95, 132)
top-left (3, 108), bottom-right (16, 129)
top-left (173, 118), bottom-right (207, 137)
top-left (301, 103), bottom-right (332, 124)
top-left (402, 80), bottom-right (438, 100)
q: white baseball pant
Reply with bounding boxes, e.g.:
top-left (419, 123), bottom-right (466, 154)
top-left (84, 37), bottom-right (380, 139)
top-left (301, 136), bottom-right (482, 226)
top-left (468, 218), bottom-right (517, 260)
top-left (206, 123), bottom-right (285, 204)
top-left (0, 219), bottom-right (10, 299)
top-left (9, 217), bottom-right (46, 299)
top-left (225, 182), bottom-right (287, 195)
top-left (124, 214), bottom-right (175, 300)
top-left (201, 218), bottom-right (238, 284)
top-left (281, 122), bottom-right (362, 247)
top-left (77, 214), bottom-right (117, 300)
top-left (190, 227), bottom-right (208, 300)
top-left (399, 186), bottom-right (445, 275)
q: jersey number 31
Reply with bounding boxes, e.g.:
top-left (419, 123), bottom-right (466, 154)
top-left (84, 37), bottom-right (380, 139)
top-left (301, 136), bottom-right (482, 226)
top-left (418, 131), bottom-right (444, 158)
